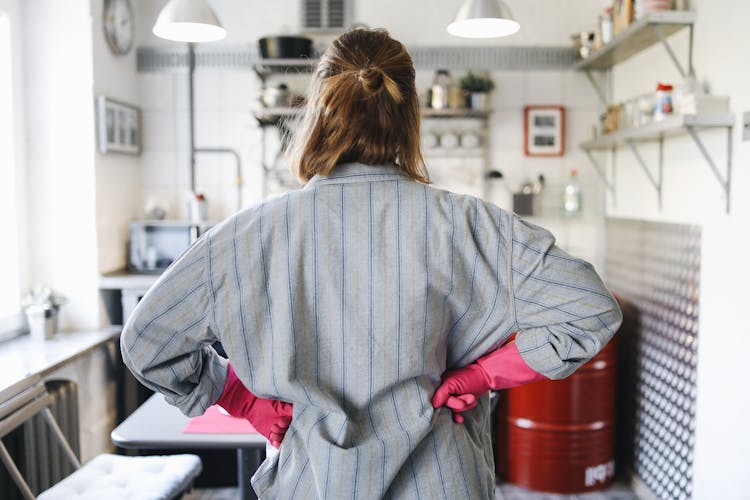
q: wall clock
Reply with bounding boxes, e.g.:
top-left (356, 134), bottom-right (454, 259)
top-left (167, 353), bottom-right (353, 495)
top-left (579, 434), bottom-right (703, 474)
top-left (103, 0), bottom-right (134, 56)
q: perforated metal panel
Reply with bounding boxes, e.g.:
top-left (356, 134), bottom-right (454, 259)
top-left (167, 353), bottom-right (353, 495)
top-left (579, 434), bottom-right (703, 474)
top-left (409, 46), bottom-right (577, 70)
top-left (136, 45), bottom-right (576, 72)
top-left (606, 218), bottom-right (700, 500)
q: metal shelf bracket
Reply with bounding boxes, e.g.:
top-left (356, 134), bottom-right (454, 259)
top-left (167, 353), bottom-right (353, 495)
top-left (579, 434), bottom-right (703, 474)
top-left (576, 13), bottom-right (733, 213)
top-left (651, 24), bottom-right (694, 78)
top-left (624, 138), bottom-right (663, 209)
top-left (584, 70), bottom-right (609, 107)
top-left (685, 125), bottom-right (733, 213)
top-left (584, 149), bottom-right (615, 195)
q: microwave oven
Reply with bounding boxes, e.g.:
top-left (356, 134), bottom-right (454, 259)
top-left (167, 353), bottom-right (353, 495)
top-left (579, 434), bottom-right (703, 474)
top-left (128, 221), bottom-right (211, 273)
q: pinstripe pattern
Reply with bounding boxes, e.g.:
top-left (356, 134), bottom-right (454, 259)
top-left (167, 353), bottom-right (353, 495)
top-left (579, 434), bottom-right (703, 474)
top-left (121, 163), bottom-right (622, 499)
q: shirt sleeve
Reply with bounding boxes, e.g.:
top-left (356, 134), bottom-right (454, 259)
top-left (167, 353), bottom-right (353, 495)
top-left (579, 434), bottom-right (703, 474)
top-left (510, 216), bottom-right (622, 379)
top-left (120, 232), bottom-right (228, 417)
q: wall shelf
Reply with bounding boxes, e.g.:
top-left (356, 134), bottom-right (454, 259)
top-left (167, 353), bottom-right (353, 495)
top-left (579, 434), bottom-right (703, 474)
top-left (423, 147), bottom-right (485, 158)
top-left (580, 114), bottom-right (734, 150)
top-left (575, 10), bottom-right (734, 213)
top-left (253, 58), bottom-right (318, 78)
top-left (253, 107), bottom-right (304, 126)
top-left (421, 108), bottom-right (490, 119)
top-left (574, 10), bottom-right (695, 72)
top-left (253, 106), bottom-right (491, 126)
top-left (582, 113), bottom-right (734, 213)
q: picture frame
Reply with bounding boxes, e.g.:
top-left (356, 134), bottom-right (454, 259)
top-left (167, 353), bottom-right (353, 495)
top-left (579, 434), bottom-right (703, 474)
top-left (524, 105), bottom-right (565, 157)
top-left (96, 95), bottom-right (141, 155)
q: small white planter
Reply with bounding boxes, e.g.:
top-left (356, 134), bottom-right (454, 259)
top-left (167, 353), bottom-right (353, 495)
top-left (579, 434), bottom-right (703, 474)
top-left (25, 306), bottom-right (59, 340)
top-left (468, 92), bottom-right (490, 111)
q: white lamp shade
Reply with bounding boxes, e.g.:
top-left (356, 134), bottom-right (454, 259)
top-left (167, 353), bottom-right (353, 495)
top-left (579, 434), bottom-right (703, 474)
top-left (447, 0), bottom-right (520, 38)
top-left (153, 0), bottom-right (227, 43)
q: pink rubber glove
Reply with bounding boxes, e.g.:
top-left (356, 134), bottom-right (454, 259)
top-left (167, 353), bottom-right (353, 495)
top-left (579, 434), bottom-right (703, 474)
top-left (431, 339), bottom-right (546, 423)
top-left (215, 364), bottom-right (293, 448)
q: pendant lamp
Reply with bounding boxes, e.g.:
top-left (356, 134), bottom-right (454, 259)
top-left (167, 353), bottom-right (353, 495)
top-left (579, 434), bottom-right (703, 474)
top-left (151, 0), bottom-right (243, 208)
top-left (153, 0), bottom-right (226, 43)
top-left (447, 0), bottom-right (520, 38)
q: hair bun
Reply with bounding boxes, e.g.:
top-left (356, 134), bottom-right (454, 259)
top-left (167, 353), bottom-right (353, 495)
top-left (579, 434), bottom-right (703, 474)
top-left (356, 66), bottom-right (403, 103)
top-left (357, 67), bottom-right (385, 93)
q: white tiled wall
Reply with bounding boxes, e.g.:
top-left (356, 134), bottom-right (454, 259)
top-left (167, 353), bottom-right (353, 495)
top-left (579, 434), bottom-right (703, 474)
top-left (92, 0), bottom-right (750, 495)
top-left (137, 64), bottom-right (608, 270)
top-left (602, 1), bottom-right (750, 497)
top-left (134, 0), bottom-right (608, 267)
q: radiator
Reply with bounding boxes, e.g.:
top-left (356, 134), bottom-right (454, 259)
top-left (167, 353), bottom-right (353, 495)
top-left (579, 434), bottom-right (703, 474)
top-left (0, 379), bottom-right (80, 499)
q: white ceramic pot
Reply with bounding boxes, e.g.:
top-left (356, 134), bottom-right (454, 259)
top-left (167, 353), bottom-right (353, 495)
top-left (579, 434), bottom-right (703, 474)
top-left (469, 92), bottom-right (490, 110)
top-left (26, 306), bottom-right (58, 340)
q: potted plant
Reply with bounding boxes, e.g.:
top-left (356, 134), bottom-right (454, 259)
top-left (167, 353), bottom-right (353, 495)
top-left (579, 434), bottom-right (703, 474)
top-left (22, 285), bottom-right (67, 340)
top-left (460, 71), bottom-right (496, 110)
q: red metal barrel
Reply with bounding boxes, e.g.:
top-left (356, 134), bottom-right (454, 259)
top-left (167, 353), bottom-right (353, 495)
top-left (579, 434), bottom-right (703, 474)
top-left (496, 338), bottom-right (617, 493)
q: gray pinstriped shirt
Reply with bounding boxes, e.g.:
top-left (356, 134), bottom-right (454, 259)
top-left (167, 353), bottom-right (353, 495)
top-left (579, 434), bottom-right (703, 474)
top-left (121, 162), bottom-right (622, 499)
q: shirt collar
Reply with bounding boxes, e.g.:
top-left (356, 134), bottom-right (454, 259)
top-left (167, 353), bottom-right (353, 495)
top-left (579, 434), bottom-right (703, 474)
top-left (304, 162), bottom-right (408, 189)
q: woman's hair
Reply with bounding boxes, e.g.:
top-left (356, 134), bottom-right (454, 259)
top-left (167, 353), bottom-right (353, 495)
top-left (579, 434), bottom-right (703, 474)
top-left (287, 28), bottom-right (429, 184)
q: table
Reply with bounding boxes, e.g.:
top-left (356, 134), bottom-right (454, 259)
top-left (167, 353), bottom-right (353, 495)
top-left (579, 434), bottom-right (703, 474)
top-left (111, 393), bottom-right (267, 500)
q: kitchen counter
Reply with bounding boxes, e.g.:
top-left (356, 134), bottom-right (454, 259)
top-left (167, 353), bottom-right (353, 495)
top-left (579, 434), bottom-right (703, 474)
top-left (98, 270), bottom-right (161, 290)
top-left (0, 328), bottom-right (121, 392)
top-left (99, 270), bottom-right (162, 323)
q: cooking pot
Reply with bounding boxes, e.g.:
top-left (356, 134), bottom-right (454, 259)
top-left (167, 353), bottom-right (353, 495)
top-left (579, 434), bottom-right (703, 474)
top-left (261, 84), bottom-right (291, 108)
top-left (258, 36), bottom-right (313, 59)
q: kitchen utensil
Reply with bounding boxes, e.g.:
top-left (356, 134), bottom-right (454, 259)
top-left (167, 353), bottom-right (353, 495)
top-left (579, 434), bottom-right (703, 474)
top-left (485, 170), bottom-right (512, 209)
top-left (258, 36), bottom-right (313, 59)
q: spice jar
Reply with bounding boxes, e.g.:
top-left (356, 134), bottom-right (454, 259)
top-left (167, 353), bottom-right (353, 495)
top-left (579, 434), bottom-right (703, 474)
top-left (654, 83), bottom-right (674, 121)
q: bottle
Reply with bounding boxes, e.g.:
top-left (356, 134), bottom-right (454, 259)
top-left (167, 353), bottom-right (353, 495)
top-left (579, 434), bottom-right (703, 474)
top-left (653, 83), bottom-right (673, 121)
top-left (430, 69), bottom-right (453, 109)
top-left (188, 192), bottom-right (208, 223)
top-left (563, 169), bottom-right (582, 216)
top-left (599, 7), bottom-right (613, 45)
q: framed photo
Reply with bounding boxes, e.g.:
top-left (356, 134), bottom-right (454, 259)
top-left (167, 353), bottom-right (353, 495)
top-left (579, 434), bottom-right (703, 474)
top-left (96, 95), bottom-right (141, 155)
top-left (524, 105), bottom-right (565, 157)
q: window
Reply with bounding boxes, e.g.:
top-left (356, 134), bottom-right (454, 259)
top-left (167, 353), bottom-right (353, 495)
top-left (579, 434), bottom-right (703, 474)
top-left (0, 10), bottom-right (24, 340)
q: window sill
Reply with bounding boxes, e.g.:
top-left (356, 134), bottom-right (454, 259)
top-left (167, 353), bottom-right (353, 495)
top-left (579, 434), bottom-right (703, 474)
top-left (0, 328), bottom-right (121, 393)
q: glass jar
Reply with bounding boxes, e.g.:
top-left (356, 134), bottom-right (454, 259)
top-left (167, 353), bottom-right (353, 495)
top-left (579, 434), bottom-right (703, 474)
top-left (638, 93), bottom-right (655, 126)
top-left (430, 69), bottom-right (453, 109)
